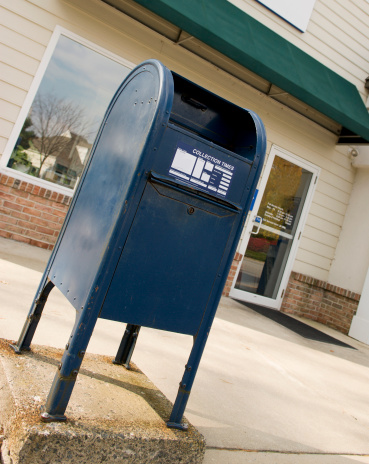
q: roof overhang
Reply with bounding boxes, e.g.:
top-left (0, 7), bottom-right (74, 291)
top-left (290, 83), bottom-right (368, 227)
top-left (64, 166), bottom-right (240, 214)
top-left (103, 0), bottom-right (369, 144)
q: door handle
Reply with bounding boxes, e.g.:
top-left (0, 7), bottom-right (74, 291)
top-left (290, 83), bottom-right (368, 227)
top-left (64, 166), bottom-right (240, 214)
top-left (251, 216), bottom-right (262, 234)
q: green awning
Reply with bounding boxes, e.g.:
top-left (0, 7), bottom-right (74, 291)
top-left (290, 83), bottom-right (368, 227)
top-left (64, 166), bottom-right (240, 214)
top-left (133, 0), bottom-right (369, 143)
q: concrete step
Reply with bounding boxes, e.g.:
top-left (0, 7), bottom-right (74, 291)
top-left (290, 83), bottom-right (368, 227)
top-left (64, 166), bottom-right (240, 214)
top-left (0, 339), bottom-right (205, 464)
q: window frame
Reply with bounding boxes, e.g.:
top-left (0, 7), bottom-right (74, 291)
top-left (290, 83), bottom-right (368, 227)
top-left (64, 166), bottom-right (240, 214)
top-left (1, 26), bottom-right (135, 195)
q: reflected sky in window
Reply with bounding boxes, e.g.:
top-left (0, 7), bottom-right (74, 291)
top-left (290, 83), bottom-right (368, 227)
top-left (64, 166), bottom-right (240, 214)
top-left (37, 35), bottom-right (131, 142)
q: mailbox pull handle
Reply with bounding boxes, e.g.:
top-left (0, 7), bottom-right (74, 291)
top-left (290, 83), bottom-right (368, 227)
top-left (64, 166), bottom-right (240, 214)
top-left (149, 171), bottom-right (241, 213)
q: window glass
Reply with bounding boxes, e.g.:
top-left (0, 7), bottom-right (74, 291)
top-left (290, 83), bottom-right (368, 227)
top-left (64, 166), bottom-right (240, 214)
top-left (255, 0), bottom-right (316, 31)
top-left (8, 34), bottom-right (131, 189)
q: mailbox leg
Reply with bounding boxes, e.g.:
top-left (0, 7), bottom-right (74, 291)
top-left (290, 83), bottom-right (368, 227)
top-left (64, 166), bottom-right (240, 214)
top-left (10, 280), bottom-right (55, 354)
top-left (40, 312), bottom-right (98, 422)
top-left (113, 324), bottom-right (141, 368)
top-left (167, 333), bottom-right (208, 431)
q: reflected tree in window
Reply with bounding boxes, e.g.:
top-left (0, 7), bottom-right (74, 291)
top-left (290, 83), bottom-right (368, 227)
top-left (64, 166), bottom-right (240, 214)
top-left (27, 93), bottom-right (90, 184)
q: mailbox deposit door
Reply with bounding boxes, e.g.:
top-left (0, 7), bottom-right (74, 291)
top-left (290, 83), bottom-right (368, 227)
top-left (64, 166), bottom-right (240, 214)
top-left (100, 178), bottom-right (241, 335)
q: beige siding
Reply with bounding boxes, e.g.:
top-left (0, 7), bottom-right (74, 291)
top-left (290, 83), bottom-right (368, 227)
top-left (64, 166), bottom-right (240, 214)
top-left (300, 237), bottom-right (336, 260)
top-left (302, 225), bottom-right (339, 249)
top-left (0, 80), bottom-right (27, 107)
top-left (0, 0), bottom-right (360, 283)
top-left (1, 26), bottom-right (46, 60)
top-left (0, 61), bottom-right (34, 91)
top-left (293, 258), bottom-right (331, 282)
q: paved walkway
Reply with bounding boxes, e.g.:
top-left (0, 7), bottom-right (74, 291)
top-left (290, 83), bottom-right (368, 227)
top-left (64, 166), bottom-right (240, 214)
top-left (1, 236), bottom-right (369, 463)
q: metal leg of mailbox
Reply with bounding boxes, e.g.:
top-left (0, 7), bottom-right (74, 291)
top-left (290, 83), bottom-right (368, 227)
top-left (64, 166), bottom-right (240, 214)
top-left (167, 332), bottom-right (208, 431)
top-left (10, 280), bottom-right (55, 354)
top-left (40, 311), bottom-right (98, 422)
top-left (113, 324), bottom-right (141, 369)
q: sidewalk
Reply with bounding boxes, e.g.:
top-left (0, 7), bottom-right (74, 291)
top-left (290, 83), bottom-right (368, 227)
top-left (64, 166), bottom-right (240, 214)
top-left (1, 236), bottom-right (369, 463)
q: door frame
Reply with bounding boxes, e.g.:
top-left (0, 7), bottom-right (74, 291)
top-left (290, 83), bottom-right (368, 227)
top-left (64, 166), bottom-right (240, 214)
top-left (229, 144), bottom-right (320, 309)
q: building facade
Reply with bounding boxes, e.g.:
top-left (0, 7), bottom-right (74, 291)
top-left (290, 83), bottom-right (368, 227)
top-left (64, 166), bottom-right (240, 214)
top-left (1, 0), bottom-right (369, 341)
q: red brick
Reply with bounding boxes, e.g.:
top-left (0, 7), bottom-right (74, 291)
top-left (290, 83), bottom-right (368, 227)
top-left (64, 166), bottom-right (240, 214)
top-left (17, 181), bottom-right (28, 191)
top-left (13, 189), bottom-right (32, 199)
top-left (29, 216), bottom-right (59, 229)
top-left (29, 239), bottom-right (51, 250)
top-left (0, 216), bottom-right (18, 226)
top-left (15, 197), bottom-right (34, 208)
top-left (0, 191), bottom-right (17, 202)
top-left (33, 196), bottom-right (53, 207)
top-left (40, 211), bottom-right (59, 222)
top-left (0, 230), bottom-right (12, 239)
top-left (332, 303), bottom-right (342, 310)
top-left (0, 223), bottom-right (25, 235)
top-left (29, 203), bottom-right (53, 215)
top-left (11, 234), bottom-right (32, 245)
top-left (10, 210), bottom-right (30, 221)
top-left (3, 201), bottom-right (23, 212)
top-left (0, 207), bottom-right (12, 217)
top-left (58, 213), bottom-right (67, 223)
top-left (35, 225), bottom-right (55, 236)
top-left (50, 207), bottom-right (68, 218)
top-left (22, 207), bottom-right (42, 218)
top-left (24, 229), bottom-right (53, 242)
top-left (0, 184), bottom-right (12, 194)
top-left (18, 220), bottom-right (37, 230)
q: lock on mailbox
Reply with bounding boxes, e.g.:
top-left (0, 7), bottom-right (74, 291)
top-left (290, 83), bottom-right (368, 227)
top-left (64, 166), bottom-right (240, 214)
top-left (11, 60), bottom-right (266, 430)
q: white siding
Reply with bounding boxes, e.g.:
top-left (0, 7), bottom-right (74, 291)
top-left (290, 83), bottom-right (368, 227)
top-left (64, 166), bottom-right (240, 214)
top-left (0, 0), bottom-right (362, 285)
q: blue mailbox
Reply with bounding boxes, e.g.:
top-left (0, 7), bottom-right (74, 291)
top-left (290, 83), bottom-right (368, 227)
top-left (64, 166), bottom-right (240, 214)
top-left (11, 60), bottom-right (266, 430)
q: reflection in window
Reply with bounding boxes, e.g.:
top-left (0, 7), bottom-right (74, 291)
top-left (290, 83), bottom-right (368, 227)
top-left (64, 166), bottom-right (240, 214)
top-left (8, 34), bottom-right (131, 189)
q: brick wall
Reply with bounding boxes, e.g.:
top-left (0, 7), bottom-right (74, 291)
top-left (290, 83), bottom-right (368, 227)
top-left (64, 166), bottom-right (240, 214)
top-left (223, 255), bottom-right (360, 335)
top-left (0, 174), bottom-right (71, 250)
top-left (281, 272), bottom-right (360, 335)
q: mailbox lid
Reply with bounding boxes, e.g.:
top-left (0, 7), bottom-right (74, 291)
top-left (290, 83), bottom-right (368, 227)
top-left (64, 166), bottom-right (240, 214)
top-left (170, 72), bottom-right (260, 162)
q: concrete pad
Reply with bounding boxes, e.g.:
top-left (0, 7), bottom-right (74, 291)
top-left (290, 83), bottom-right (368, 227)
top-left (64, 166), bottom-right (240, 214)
top-left (0, 338), bottom-right (205, 464)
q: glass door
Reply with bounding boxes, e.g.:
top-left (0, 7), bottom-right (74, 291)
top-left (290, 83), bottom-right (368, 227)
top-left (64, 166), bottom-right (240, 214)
top-left (230, 146), bottom-right (319, 309)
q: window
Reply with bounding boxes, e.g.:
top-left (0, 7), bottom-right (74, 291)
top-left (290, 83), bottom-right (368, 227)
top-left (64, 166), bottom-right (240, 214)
top-left (255, 0), bottom-right (317, 32)
top-left (2, 28), bottom-right (133, 193)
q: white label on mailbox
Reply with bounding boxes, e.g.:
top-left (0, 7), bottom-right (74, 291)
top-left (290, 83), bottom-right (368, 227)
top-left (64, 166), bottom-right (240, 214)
top-left (169, 142), bottom-right (235, 197)
top-left (170, 146), bottom-right (197, 175)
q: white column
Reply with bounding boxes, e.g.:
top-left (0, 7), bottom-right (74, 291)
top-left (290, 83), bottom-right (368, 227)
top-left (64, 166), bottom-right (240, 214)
top-left (328, 167), bottom-right (369, 294)
top-left (344, 148), bottom-right (369, 343)
top-left (349, 265), bottom-right (369, 343)
top-left (328, 148), bottom-right (369, 343)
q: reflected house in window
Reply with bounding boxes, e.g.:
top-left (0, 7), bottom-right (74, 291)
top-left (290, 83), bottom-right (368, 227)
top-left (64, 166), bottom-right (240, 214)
top-left (34, 130), bottom-right (92, 188)
top-left (9, 115), bottom-right (93, 189)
